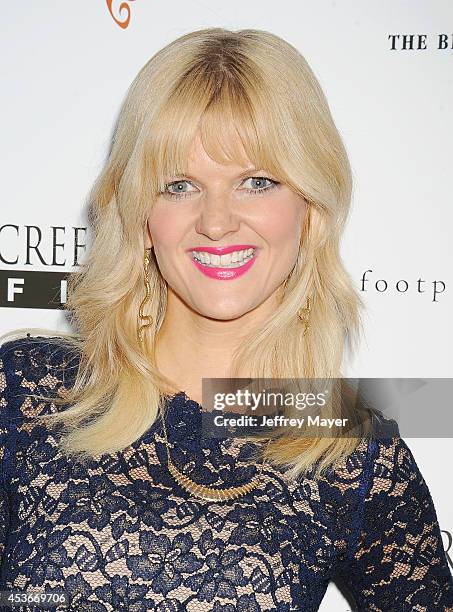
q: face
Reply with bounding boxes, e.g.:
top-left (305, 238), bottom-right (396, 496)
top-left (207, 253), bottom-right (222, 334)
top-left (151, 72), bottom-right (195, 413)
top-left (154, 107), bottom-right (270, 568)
top-left (145, 133), bottom-right (307, 321)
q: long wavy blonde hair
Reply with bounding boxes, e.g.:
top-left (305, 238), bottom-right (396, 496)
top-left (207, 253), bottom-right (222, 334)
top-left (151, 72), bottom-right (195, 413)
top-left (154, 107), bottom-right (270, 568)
top-left (1, 27), bottom-right (370, 479)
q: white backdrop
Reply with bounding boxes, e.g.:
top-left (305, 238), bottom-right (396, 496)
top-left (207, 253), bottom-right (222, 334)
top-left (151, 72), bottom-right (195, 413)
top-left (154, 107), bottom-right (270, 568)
top-left (1, 1), bottom-right (452, 608)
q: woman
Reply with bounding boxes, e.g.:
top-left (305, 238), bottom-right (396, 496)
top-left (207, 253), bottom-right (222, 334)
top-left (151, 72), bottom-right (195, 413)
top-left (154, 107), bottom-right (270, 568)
top-left (1, 27), bottom-right (452, 611)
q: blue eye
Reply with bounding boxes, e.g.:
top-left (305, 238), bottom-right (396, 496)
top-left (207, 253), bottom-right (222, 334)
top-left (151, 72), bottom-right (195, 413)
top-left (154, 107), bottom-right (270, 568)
top-left (242, 177), bottom-right (279, 195)
top-left (164, 180), bottom-right (195, 198)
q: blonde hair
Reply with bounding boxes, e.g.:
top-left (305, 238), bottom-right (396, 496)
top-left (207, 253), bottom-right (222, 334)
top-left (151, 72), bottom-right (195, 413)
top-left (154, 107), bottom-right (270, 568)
top-left (1, 27), bottom-right (370, 479)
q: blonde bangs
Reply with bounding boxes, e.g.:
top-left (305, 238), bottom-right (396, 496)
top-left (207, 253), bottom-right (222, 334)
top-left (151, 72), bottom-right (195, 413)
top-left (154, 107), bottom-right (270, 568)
top-left (143, 54), bottom-right (294, 200)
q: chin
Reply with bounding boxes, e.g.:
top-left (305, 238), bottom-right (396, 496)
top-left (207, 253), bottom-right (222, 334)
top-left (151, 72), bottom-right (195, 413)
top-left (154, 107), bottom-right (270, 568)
top-left (195, 305), bottom-right (252, 321)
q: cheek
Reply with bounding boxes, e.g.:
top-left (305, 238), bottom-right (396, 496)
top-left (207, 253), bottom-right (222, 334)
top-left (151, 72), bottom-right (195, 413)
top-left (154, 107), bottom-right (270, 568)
top-left (255, 197), bottom-right (305, 247)
top-left (147, 207), bottom-right (185, 248)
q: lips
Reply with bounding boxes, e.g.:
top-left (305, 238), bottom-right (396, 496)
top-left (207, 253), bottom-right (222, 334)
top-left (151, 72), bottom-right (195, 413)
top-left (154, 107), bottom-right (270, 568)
top-left (187, 246), bottom-right (259, 280)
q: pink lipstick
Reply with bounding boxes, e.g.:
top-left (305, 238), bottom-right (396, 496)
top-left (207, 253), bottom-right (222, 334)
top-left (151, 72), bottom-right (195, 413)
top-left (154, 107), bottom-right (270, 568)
top-left (186, 245), bottom-right (259, 280)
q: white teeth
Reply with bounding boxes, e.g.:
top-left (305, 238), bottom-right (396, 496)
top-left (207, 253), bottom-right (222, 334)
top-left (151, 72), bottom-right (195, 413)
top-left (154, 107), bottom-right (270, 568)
top-left (192, 248), bottom-right (256, 268)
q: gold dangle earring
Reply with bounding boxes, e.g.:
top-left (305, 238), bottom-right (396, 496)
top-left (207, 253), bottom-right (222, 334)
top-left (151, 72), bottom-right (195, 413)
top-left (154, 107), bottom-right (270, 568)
top-left (298, 296), bottom-right (311, 336)
top-left (138, 248), bottom-right (153, 343)
top-left (296, 214), bottom-right (311, 335)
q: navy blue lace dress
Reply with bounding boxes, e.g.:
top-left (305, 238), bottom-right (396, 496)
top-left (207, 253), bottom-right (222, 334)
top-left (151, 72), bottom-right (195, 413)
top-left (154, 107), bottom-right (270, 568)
top-left (0, 336), bottom-right (452, 611)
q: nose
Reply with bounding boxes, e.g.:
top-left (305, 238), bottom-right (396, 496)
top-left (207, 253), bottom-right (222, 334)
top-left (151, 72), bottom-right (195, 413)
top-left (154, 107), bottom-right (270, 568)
top-left (194, 193), bottom-right (241, 241)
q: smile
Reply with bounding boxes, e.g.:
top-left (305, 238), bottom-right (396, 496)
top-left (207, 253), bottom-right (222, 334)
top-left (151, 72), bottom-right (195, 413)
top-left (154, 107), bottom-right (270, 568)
top-left (188, 248), bottom-right (259, 280)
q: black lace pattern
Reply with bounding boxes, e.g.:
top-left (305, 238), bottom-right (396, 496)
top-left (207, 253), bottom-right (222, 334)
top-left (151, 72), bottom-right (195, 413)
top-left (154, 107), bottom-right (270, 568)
top-left (0, 337), bottom-right (452, 611)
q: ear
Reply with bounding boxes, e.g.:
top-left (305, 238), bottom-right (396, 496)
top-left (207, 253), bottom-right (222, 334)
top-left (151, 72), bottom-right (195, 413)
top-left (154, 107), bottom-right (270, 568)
top-left (144, 220), bottom-right (153, 249)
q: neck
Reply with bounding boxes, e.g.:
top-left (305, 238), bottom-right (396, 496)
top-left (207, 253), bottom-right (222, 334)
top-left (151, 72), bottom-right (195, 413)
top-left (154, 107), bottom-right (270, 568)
top-left (154, 287), bottom-right (280, 404)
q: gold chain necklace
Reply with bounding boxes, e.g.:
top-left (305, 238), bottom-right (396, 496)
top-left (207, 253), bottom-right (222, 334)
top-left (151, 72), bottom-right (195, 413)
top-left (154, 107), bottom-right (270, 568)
top-left (159, 399), bottom-right (271, 502)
